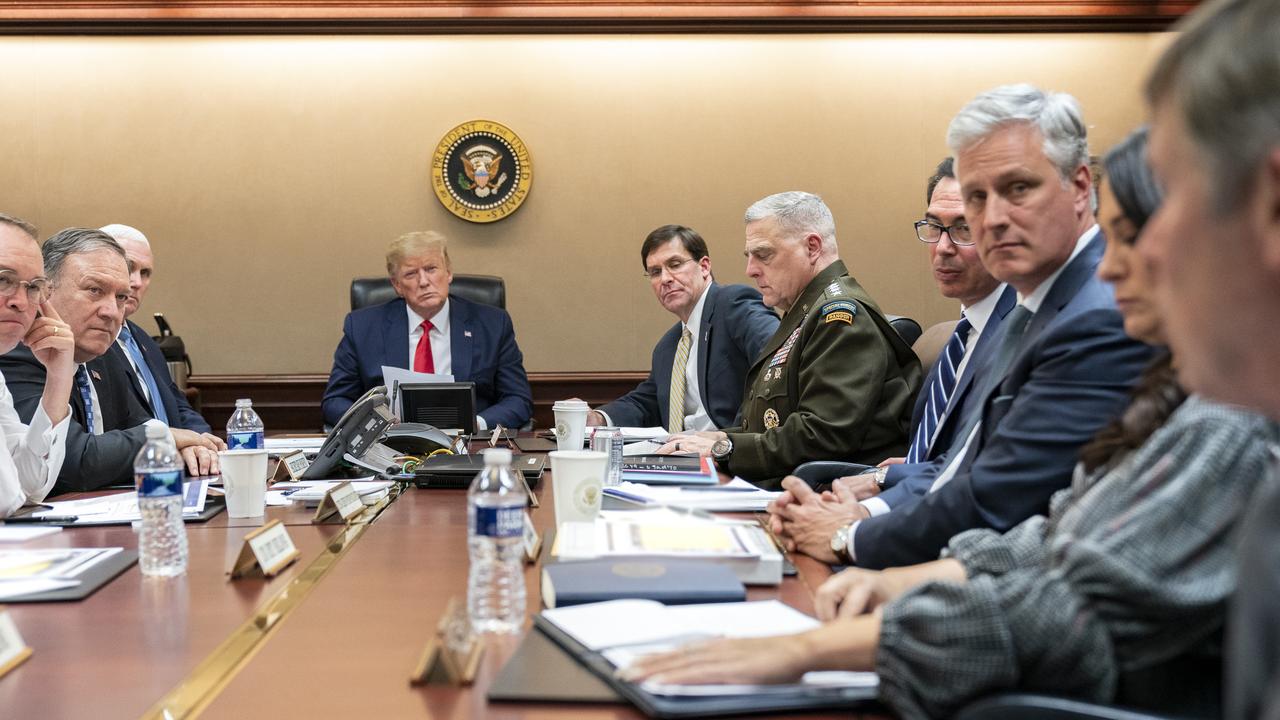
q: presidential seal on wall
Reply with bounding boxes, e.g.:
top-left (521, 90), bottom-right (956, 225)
top-left (431, 120), bottom-right (532, 224)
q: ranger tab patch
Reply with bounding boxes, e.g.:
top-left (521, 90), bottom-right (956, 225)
top-left (821, 300), bottom-right (858, 325)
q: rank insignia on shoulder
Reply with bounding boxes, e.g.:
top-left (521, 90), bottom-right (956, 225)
top-left (763, 408), bottom-right (780, 429)
top-left (821, 300), bottom-right (858, 325)
top-left (825, 282), bottom-right (843, 296)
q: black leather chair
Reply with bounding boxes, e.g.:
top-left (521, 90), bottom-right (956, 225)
top-left (953, 693), bottom-right (1182, 720)
top-left (885, 314), bottom-right (923, 347)
top-left (349, 275), bottom-right (507, 312)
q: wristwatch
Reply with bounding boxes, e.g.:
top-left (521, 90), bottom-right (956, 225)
top-left (711, 436), bottom-right (734, 460)
top-left (830, 524), bottom-right (854, 565)
top-left (861, 466), bottom-right (889, 491)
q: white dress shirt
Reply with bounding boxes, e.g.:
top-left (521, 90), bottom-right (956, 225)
top-left (405, 300), bottom-right (488, 430)
top-left (677, 285), bottom-right (715, 432)
top-left (0, 369), bottom-right (70, 517)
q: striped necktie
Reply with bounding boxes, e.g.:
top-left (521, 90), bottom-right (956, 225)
top-left (905, 316), bottom-right (972, 463)
top-left (75, 364), bottom-right (96, 434)
top-left (668, 328), bottom-right (693, 433)
top-left (119, 325), bottom-right (170, 426)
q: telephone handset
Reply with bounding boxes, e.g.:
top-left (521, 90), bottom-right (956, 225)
top-left (302, 386), bottom-right (396, 479)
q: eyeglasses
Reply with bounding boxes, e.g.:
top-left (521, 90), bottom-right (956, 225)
top-left (914, 220), bottom-right (975, 246)
top-left (0, 271), bottom-right (51, 303)
top-left (643, 257), bottom-right (695, 281)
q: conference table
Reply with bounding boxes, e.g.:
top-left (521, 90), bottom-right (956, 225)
top-left (0, 451), bottom-right (888, 719)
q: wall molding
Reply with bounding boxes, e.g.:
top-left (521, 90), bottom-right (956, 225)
top-left (189, 371), bottom-right (647, 434)
top-left (0, 1), bottom-right (1197, 34)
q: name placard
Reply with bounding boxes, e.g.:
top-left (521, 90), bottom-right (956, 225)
top-left (409, 597), bottom-right (484, 686)
top-left (229, 520), bottom-right (301, 579)
top-left (522, 511), bottom-right (541, 564)
top-left (311, 481), bottom-right (364, 525)
top-left (281, 450), bottom-right (312, 481)
top-left (0, 608), bottom-right (32, 678)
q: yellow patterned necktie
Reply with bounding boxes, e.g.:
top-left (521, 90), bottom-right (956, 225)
top-left (668, 328), bottom-right (693, 433)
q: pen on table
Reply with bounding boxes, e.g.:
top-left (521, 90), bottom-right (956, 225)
top-left (602, 488), bottom-right (655, 505)
top-left (679, 486), bottom-right (760, 492)
top-left (4, 515), bottom-right (79, 524)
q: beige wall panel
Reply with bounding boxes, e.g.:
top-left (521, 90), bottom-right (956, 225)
top-left (0, 33), bottom-right (1158, 374)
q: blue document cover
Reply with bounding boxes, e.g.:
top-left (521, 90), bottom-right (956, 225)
top-left (542, 559), bottom-right (745, 608)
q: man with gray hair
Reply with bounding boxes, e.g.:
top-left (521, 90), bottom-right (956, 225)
top-left (1138, 1), bottom-right (1280, 717)
top-left (0, 228), bottom-right (219, 492)
top-left (98, 224), bottom-right (216, 437)
top-left (658, 191), bottom-right (921, 488)
top-left (768, 85), bottom-right (1151, 569)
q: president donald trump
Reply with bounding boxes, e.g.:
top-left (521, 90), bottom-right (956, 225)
top-left (322, 231), bottom-right (532, 430)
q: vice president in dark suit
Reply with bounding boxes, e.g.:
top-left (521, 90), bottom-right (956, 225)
top-left (589, 225), bottom-right (779, 431)
top-left (322, 231), bottom-right (533, 430)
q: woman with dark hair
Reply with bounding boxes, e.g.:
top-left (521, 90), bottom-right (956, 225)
top-left (624, 129), bottom-right (1279, 718)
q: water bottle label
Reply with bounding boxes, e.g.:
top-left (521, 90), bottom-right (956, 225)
top-left (473, 505), bottom-right (524, 538)
top-left (138, 470), bottom-right (183, 497)
top-left (227, 431), bottom-right (264, 450)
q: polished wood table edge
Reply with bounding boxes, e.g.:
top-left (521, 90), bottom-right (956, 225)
top-left (141, 485), bottom-right (404, 719)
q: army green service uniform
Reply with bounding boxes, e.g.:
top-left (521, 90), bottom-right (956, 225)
top-left (721, 260), bottom-right (921, 488)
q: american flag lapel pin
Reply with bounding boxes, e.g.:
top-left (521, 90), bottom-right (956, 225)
top-left (464, 331), bottom-right (472, 338)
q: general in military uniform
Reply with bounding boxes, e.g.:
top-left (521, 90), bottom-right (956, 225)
top-left (659, 192), bottom-right (921, 488)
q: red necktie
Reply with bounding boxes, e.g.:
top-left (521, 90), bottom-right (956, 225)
top-left (413, 320), bottom-right (435, 373)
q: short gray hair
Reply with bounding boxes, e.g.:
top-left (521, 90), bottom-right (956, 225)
top-left (0, 213), bottom-right (37, 240)
top-left (99, 223), bottom-right (150, 247)
top-left (947, 84), bottom-right (1090, 184)
top-left (42, 228), bottom-right (127, 284)
top-left (1146, 0), bottom-right (1280, 213)
top-left (743, 191), bottom-right (838, 254)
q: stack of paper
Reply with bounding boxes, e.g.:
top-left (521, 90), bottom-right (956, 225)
top-left (541, 599), bottom-right (878, 696)
top-left (604, 478), bottom-right (778, 512)
top-left (621, 455), bottom-right (717, 486)
top-left (553, 516), bottom-right (782, 585)
top-left (0, 547), bottom-right (124, 600)
top-left (268, 479), bottom-right (394, 507)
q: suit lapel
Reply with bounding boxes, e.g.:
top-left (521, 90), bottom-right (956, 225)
top-left (1021, 230), bottom-right (1105, 345)
top-left (695, 284), bottom-right (717, 412)
top-left (450, 298), bottom-right (472, 382)
top-left (928, 285), bottom-right (1017, 454)
top-left (110, 342), bottom-right (151, 414)
top-left (384, 299), bottom-right (410, 370)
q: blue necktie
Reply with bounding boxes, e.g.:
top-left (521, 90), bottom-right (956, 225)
top-left (119, 325), bottom-right (170, 426)
top-left (905, 315), bottom-right (972, 463)
top-left (75, 365), bottom-right (96, 434)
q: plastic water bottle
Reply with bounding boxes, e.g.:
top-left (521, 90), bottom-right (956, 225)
top-left (467, 447), bottom-right (528, 633)
top-left (226, 398), bottom-right (264, 450)
top-left (135, 420), bottom-right (188, 578)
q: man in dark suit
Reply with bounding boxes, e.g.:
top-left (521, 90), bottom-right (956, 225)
top-left (770, 85), bottom-right (1152, 568)
top-left (588, 225), bottom-right (778, 431)
top-left (322, 230), bottom-right (533, 430)
top-left (839, 158), bottom-right (1015, 515)
top-left (1140, 3), bottom-right (1280, 717)
top-left (0, 228), bottom-right (220, 492)
top-left (99, 224), bottom-right (217, 438)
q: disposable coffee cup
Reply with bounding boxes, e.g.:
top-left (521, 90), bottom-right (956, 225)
top-left (551, 400), bottom-right (590, 452)
top-left (218, 449), bottom-right (269, 518)
top-left (549, 450), bottom-right (607, 527)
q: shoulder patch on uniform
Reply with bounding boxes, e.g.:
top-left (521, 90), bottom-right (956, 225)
top-left (821, 300), bottom-right (857, 325)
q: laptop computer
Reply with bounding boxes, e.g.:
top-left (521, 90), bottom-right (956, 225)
top-left (412, 453), bottom-right (547, 489)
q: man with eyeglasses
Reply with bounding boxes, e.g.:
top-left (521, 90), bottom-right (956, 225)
top-left (0, 214), bottom-right (74, 516)
top-left (767, 86), bottom-right (1152, 569)
top-left (0, 228), bottom-right (221, 493)
top-left (587, 225), bottom-right (778, 432)
top-left (823, 159), bottom-right (1016, 510)
top-left (657, 192), bottom-right (921, 488)
top-left (98, 224), bottom-right (218, 441)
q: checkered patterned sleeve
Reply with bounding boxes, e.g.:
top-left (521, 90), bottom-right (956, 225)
top-left (874, 397), bottom-right (1279, 720)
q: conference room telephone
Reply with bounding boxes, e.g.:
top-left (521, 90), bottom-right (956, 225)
top-left (302, 386), bottom-right (454, 480)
